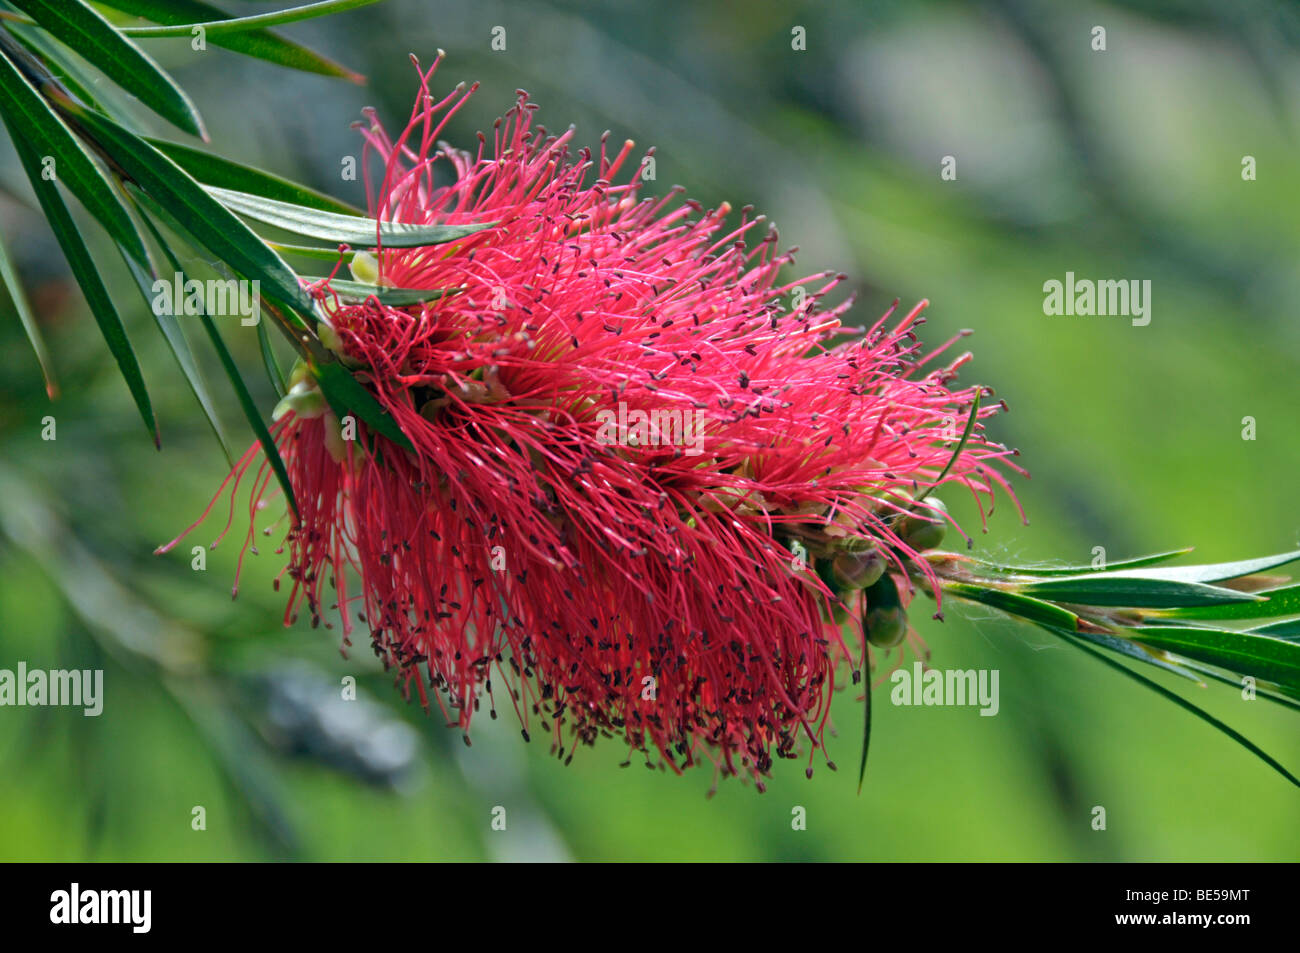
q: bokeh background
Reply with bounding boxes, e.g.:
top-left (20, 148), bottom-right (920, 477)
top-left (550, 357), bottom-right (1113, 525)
top-left (1, 0), bottom-right (1298, 861)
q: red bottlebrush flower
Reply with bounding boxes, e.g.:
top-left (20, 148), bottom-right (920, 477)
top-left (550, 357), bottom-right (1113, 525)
top-left (161, 56), bottom-right (1023, 787)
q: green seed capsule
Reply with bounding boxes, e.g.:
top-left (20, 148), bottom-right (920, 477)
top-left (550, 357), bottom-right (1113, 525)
top-left (863, 573), bottom-right (908, 647)
top-left (878, 488), bottom-right (914, 515)
top-left (898, 496), bottom-right (948, 552)
top-left (866, 606), bottom-right (907, 647)
top-left (832, 547), bottom-right (886, 590)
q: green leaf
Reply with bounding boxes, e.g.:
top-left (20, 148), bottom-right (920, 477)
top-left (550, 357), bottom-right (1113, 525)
top-left (7, 133), bottom-right (157, 446)
top-left (1110, 549), bottom-right (1300, 585)
top-left (915, 390), bottom-right (979, 504)
top-left (6, 24), bottom-right (107, 113)
top-left (311, 359), bottom-right (413, 452)
top-left (139, 210), bottom-right (298, 511)
top-left (4, 21), bottom-right (147, 131)
top-left (857, 618), bottom-right (872, 795)
top-left (1049, 626), bottom-right (1300, 790)
top-left (118, 237), bottom-right (232, 463)
top-left (1250, 619), bottom-right (1300, 639)
top-left (257, 318), bottom-right (286, 399)
top-left (941, 577), bottom-right (1203, 682)
top-left (199, 310), bottom-right (298, 519)
top-left (942, 582), bottom-right (1081, 630)
top-left (1129, 625), bottom-right (1300, 701)
top-left (970, 548), bottom-right (1194, 577)
top-left (65, 108), bottom-right (317, 318)
top-left (1153, 583), bottom-right (1300, 622)
top-left (98, 0), bottom-right (364, 82)
top-left (116, 0), bottom-right (384, 37)
top-left (1169, 654), bottom-right (1300, 711)
top-left (1019, 575), bottom-right (1263, 608)
top-left (1065, 624), bottom-right (1203, 683)
top-left (146, 138), bottom-right (363, 215)
top-left (0, 225), bottom-right (58, 398)
top-left (8, 0), bottom-right (206, 137)
top-left (312, 278), bottom-right (454, 306)
top-left (0, 42), bottom-right (150, 266)
top-left (268, 242), bottom-right (356, 262)
top-left (208, 186), bottom-right (494, 248)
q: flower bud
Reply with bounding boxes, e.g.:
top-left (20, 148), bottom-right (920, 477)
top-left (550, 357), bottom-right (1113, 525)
top-left (831, 547), bottom-right (886, 590)
top-left (349, 250), bottom-right (380, 285)
top-left (897, 496), bottom-right (948, 552)
top-left (317, 322), bottom-right (345, 355)
top-left (877, 488), bottom-right (914, 514)
top-left (286, 358), bottom-right (313, 390)
top-left (272, 379), bottom-right (327, 421)
top-left (863, 573), bottom-right (908, 647)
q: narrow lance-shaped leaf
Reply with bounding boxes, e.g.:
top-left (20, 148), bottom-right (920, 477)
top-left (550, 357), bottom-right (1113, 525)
top-left (1250, 619), bottom-right (1300, 639)
top-left (268, 242), bottom-right (357, 262)
top-left (1047, 626), bottom-right (1300, 790)
top-left (1153, 583), bottom-right (1300, 622)
top-left (943, 581), bottom-right (1081, 631)
top-left (143, 218), bottom-right (300, 518)
top-left (1110, 549), bottom-right (1300, 585)
top-left (312, 278), bottom-right (455, 306)
top-left (5, 25), bottom-right (107, 113)
top-left (915, 390), bottom-right (979, 505)
top-left (62, 106), bottom-right (318, 319)
top-left (257, 318), bottom-right (287, 400)
top-left (116, 0), bottom-right (385, 37)
top-left (857, 604), bottom-right (872, 795)
top-left (0, 37), bottom-right (150, 266)
top-left (8, 0), bottom-right (206, 138)
top-left (0, 225), bottom-right (58, 397)
top-left (939, 577), bottom-right (1204, 683)
top-left (132, 205), bottom-right (302, 476)
top-left (1129, 625), bottom-right (1300, 702)
top-left (7, 132), bottom-right (158, 446)
top-left (1064, 623), bottom-right (1203, 684)
top-left (1019, 574), bottom-right (1263, 608)
top-left (1168, 653), bottom-right (1300, 711)
top-left (4, 21), bottom-right (147, 132)
top-left (970, 548), bottom-right (1194, 577)
top-left (311, 359), bottom-right (413, 452)
top-left (117, 236), bottom-right (233, 464)
top-left (199, 309), bottom-right (299, 521)
top-left (208, 186), bottom-right (495, 248)
top-left (98, 0), bottom-right (364, 83)
top-left (146, 138), bottom-right (364, 215)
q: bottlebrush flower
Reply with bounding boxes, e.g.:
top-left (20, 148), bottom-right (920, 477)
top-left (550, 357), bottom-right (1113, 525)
top-left (160, 56), bottom-right (1023, 788)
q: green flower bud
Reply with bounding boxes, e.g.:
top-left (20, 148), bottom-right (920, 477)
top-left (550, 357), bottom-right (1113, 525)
top-left (349, 250), bottom-right (379, 285)
top-left (286, 358), bottom-right (313, 390)
top-left (831, 547), bottom-right (886, 590)
top-left (897, 496), bottom-right (948, 552)
top-left (865, 606), bottom-right (907, 647)
top-left (272, 379), bottom-right (327, 421)
top-left (863, 573), bottom-right (908, 647)
top-left (878, 488), bottom-right (914, 514)
top-left (318, 322), bottom-right (345, 355)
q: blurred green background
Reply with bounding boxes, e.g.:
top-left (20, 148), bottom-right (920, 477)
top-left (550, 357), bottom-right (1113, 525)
top-left (1, 0), bottom-right (1297, 861)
